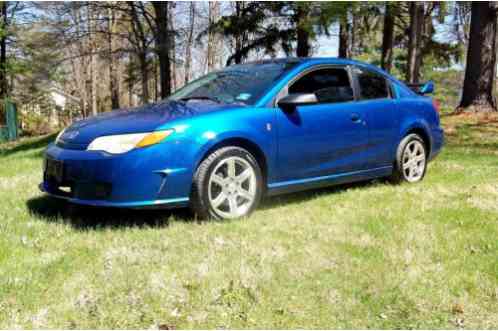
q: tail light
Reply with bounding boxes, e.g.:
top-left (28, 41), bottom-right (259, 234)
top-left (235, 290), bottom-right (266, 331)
top-left (432, 99), bottom-right (440, 113)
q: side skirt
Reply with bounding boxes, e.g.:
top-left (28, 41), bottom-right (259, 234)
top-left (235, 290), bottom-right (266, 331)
top-left (266, 166), bottom-right (393, 196)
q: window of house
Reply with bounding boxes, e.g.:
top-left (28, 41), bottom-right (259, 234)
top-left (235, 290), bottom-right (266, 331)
top-left (288, 67), bottom-right (354, 104)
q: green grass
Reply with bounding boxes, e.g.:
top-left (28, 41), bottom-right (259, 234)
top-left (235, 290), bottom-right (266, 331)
top-left (1, 114), bottom-right (498, 329)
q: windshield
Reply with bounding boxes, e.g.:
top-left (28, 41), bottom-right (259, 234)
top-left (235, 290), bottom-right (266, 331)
top-left (169, 61), bottom-right (298, 105)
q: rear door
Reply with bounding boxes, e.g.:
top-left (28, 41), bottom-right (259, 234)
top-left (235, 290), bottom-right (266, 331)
top-left (275, 66), bottom-right (370, 181)
top-left (352, 66), bottom-right (399, 169)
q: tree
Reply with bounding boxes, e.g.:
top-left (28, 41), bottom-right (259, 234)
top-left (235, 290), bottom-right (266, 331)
top-left (207, 2), bottom-right (220, 71)
top-left (459, 1), bottom-right (498, 112)
top-left (152, 2), bottom-right (171, 99)
top-left (184, 2), bottom-right (195, 83)
top-left (338, 16), bottom-right (351, 58)
top-left (107, 5), bottom-right (120, 110)
top-left (0, 1), bottom-right (7, 99)
top-left (381, 3), bottom-right (395, 72)
top-left (406, 2), bottom-right (424, 83)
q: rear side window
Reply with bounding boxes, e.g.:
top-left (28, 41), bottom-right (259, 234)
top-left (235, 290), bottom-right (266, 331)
top-left (289, 68), bottom-right (354, 104)
top-left (356, 68), bottom-right (390, 100)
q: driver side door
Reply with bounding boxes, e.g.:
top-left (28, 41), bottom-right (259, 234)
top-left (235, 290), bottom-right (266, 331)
top-left (274, 66), bottom-right (370, 182)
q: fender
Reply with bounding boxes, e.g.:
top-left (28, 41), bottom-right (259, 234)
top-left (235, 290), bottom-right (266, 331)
top-left (398, 119), bottom-right (433, 153)
top-left (192, 130), bottom-right (275, 179)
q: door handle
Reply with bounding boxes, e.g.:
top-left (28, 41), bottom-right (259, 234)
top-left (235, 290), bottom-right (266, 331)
top-left (351, 113), bottom-right (361, 123)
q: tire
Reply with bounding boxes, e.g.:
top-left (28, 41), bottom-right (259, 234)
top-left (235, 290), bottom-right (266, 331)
top-left (190, 146), bottom-right (263, 220)
top-left (389, 133), bottom-right (428, 184)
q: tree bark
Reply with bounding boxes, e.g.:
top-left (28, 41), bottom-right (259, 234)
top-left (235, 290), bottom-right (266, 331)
top-left (381, 3), bottom-right (395, 72)
top-left (295, 6), bottom-right (310, 57)
top-left (107, 6), bottom-right (120, 110)
top-left (88, 3), bottom-right (98, 116)
top-left (184, 2), bottom-right (195, 84)
top-left (406, 2), bottom-right (424, 83)
top-left (459, 2), bottom-right (498, 111)
top-left (168, 2), bottom-right (176, 91)
top-left (233, 2), bottom-right (243, 64)
top-left (0, 2), bottom-right (7, 100)
top-left (338, 19), bottom-right (350, 58)
top-left (152, 2), bottom-right (171, 98)
top-left (207, 2), bottom-right (220, 71)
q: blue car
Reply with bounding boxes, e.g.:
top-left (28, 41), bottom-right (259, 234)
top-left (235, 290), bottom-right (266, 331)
top-left (41, 58), bottom-right (444, 219)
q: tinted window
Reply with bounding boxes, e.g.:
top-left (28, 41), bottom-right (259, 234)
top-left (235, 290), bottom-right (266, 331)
top-left (356, 68), bottom-right (389, 100)
top-left (169, 62), bottom-right (297, 105)
top-left (289, 68), bottom-right (354, 104)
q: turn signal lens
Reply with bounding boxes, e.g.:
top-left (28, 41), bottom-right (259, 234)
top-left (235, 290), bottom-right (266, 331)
top-left (136, 130), bottom-right (173, 148)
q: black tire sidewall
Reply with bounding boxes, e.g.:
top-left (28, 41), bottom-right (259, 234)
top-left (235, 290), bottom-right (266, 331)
top-left (194, 147), bottom-right (263, 219)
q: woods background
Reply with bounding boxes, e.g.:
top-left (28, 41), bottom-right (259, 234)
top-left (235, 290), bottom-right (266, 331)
top-left (0, 1), bottom-right (496, 135)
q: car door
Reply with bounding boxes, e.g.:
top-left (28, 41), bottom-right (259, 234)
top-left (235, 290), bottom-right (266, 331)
top-left (352, 66), bottom-right (400, 169)
top-left (274, 66), bottom-right (370, 182)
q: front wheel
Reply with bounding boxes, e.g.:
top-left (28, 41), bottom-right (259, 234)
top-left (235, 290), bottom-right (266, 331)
top-left (190, 146), bottom-right (263, 220)
top-left (390, 134), bottom-right (427, 183)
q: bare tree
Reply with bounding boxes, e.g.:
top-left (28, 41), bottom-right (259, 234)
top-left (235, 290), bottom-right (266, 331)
top-left (152, 1), bottom-right (171, 98)
top-left (207, 1), bottom-right (220, 71)
top-left (184, 2), bottom-right (195, 84)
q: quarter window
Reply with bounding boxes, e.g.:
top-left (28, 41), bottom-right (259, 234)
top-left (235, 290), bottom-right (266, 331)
top-left (356, 68), bottom-right (390, 100)
top-left (288, 68), bottom-right (354, 104)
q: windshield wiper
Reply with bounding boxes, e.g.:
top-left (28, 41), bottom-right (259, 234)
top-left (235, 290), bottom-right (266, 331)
top-left (180, 96), bottom-right (222, 103)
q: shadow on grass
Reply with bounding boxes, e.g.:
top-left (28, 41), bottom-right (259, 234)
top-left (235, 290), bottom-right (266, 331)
top-left (0, 133), bottom-right (57, 156)
top-left (27, 180), bottom-right (380, 230)
top-left (26, 195), bottom-right (194, 230)
top-left (259, 180), bottom-right (378, 211)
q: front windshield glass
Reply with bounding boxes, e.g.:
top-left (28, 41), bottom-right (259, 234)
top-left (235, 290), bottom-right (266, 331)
top-left (169, 61), bottom-right (298, 105)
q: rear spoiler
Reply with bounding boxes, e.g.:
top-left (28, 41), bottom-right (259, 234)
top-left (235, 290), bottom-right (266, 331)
top-left (406, 81), bottom-right (434, 95)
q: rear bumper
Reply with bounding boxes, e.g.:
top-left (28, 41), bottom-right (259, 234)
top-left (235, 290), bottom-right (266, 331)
top-left (429, 126), bottom-right (444, 161)
top-left (40, 143), bottom-right (192, 208)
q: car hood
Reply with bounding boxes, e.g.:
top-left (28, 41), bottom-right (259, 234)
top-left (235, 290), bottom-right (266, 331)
top-left (59, 100), bottom-right (237, 146)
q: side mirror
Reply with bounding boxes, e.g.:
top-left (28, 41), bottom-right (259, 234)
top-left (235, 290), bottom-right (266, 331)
top-left (420, 81), bottom-right (434, 94)
top-left (277, 93), bottom-right (318, 111)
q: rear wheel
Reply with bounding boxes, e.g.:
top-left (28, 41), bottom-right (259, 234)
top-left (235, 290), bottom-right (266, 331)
top-left (190, 146), bottom-right (263, 220)
top-left (390, 134), bottom-right (427, 183)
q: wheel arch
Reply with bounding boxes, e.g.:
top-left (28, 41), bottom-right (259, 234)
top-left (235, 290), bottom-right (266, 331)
top-left (195, 137), bottom-right (269, 187)
top-left (400, 121), bottom-right (432, 157)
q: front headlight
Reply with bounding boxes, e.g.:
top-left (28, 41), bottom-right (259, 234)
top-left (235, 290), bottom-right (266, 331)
top-left (87, 129), bottom-right (174, 154)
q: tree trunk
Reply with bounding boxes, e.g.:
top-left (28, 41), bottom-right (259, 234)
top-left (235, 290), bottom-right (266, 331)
top-left (184, 2), bottom-right (195, 84)
top-left (207, 2), bottom-right (220, 71)
top-left (406, 2), bottom-right (424, 83)
top-left (108, 6), bottom-right (120, 110)
top-left (168, 2), bottom-right (176, 91)
top-left (381, 3), bottom-right (395, 72)
top-left (152, 2), bottom-right (171, 98)
top-left (338, 20), bottom-right (350, 58)
top-left (0, 2), bottom-right (7, 100)
top-left (88, 4), bottom-right (98, 116)
top-left (233, 2), bottom-right (243, 64)
top-left (295, 6), bottom-right (310, 57)
top-left (459, 2), bottom-right (498, 111)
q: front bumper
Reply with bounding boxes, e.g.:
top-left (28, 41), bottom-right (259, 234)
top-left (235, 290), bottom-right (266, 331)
top-left (40, 142), bottom-right (192, 208)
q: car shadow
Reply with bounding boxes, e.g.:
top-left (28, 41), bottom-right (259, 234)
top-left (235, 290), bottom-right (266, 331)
top-left (26, 180), bottom-right (381, 230)
top-left (26, 195), bottom-right (195, 230)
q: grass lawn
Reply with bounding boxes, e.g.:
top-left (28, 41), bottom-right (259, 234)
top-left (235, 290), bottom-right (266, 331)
top-left (1, 113), bottom-right (498, 329)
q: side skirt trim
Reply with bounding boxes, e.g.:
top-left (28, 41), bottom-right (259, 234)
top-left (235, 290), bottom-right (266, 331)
top-left (267, 166), bottom-right (392, 196)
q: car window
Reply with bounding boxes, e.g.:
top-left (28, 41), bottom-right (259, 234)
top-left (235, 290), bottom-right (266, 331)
top-left (356, 68), bottom-right (390, 100)
top-left (169, 62), bottom-right (298, 105)
top-left (288, 68), bottom-right (354, 104)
